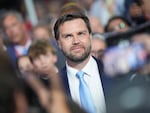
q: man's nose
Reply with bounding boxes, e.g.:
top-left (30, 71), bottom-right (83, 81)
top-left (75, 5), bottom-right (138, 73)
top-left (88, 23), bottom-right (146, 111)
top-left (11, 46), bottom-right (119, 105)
top-left (72, 35), bottom-right (80, 44)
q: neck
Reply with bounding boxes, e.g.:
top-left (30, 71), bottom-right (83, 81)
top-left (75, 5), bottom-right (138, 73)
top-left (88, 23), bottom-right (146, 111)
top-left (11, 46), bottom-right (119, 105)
top-left (67, 56), bottom-right (91, 70)
top-left (19, 33), bottom-right (29, 46)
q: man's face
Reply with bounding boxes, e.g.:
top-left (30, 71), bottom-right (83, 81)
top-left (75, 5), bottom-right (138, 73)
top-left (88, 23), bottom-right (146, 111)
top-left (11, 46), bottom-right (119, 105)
top-left (32, 52), bottom-right (57, 75)
top-left (91, 38), bottom-right (106, 59)
top-left (33, 27), bottom-right (50, 40)
top-left (107, 19), bottom-right (130, 32)
top-left (3, 15), bottom-right (26, 44)
top-left (89, 16), bottom-right (104, 33)
top-left (57, 18), bottom-right (91, 63)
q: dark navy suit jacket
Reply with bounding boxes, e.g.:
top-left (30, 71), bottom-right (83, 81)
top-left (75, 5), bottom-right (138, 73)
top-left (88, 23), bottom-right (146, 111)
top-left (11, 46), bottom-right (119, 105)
top-left (6, 44), bottom-right (18, 68)
top-left (60, 57), bottom-right (112, 103)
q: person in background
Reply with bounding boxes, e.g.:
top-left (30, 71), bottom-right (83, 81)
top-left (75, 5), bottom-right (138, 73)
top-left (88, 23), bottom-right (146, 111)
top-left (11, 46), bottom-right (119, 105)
top-left (0, 50), bottom-right (28, 113)
top-left (0, 49), bottom-right (86, 113)
top-left (32, 24), bottom-right (65, 71)
top-left (34, 1), bottom-right (49, 24)
top-left (89, 16), bottom-right (104, 33)
top-left (54, 13), bottom-right (112, 113)
top-left (90, 0), bottom-right (125, 26)
top-left (28, 39), bottom-right (58, 81)
top-left (91, 33), bottom-right (106, 59)
top-left (124, 0), bottom-right (150, 25)
top-left (76, 0), bottom-right (94, 13)
top-left (47, 0), bottom-right (63, 18)
top-left (105, 16), bottom-right (131, 33)
top-left (131, 33), bottom-right (150, 77)
top-left (124, 0), bottom-right (147, 26)
top-left (1, 10), bottom-right (32, 68)
top-left (59, 2), bottom-right (87, 16)
top-left (32, 24), bottom-right (56, 46)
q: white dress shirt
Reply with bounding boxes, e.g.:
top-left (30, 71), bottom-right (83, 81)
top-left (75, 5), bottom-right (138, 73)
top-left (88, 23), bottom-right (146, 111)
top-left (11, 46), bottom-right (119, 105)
top-left (14, 38), bottom-right (32, 56)
top-left (66, 56), bottom-right (106, 113)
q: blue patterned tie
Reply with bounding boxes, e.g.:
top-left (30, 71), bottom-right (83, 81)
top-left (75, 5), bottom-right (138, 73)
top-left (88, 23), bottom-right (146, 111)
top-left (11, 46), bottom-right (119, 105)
top-left (76, 71), bottom-right (96, 113)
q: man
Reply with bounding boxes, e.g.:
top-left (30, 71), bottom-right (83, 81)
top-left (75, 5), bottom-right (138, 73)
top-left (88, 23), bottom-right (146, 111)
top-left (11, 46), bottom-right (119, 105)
top-left (54, 13), bottom-right (111, 113)
top-left (1, 10), bottom-right (32, 68)
top-left (105, 16), bottom-right (131, 33)
top-left (32, 24), bottom-right (53, 41)
top-left (91, 33), bottom-right (106, 59)
top-left (89, 16), bottom-right (104, 33)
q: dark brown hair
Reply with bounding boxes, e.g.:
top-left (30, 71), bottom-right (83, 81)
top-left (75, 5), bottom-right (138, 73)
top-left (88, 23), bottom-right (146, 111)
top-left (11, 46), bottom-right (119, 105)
top-left (54, 13), bottom-right (92, 40)
top-left (28, 40), bottom-right (56, 62)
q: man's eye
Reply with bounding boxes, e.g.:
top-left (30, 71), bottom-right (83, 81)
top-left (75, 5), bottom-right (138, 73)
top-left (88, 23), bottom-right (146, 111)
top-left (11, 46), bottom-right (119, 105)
top-left (78, 32), bottom-right (86, 36)
top-left (64, 35), bottom-right (72, 38)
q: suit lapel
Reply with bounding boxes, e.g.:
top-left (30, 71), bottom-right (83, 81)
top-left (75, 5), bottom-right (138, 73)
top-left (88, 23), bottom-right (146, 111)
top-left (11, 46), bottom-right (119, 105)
top-left (94, 58), bottom-right (112, 98)
top-left (61, 57), bottom-right (112, 98)
top-left (61, 66), bottom-right (71, 97)
top-left (7, 45), bottom-right (17, 68)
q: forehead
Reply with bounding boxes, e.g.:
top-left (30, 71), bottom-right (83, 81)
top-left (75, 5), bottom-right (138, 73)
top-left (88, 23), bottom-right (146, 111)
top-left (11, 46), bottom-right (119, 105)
top-left (33, 27), bottom-right (48, 34)
top-left (4, 15), bottom-right (18, 22)
top-left (59, 18), bottom-right (87, 32)
top-left (34, 27), bottom-right (48, 32)
top-left (3, 15), bottom-right (19, 26)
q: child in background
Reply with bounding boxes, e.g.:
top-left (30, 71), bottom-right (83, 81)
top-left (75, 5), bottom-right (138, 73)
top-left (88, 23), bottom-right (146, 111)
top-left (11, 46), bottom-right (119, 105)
top-left (28, 39), bottom-right (58, 79)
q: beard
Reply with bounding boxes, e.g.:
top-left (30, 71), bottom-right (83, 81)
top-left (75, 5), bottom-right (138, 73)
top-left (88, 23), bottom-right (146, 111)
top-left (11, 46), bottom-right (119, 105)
top-left (62, 45), bottom-right (91, 63)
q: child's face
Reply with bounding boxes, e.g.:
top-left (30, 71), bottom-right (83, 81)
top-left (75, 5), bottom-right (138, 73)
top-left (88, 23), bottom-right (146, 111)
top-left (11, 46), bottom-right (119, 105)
top-left (32, 52), bottom-right (57, 75)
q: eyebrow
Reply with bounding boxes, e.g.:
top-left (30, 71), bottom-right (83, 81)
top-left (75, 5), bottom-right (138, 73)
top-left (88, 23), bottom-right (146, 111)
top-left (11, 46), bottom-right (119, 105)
top-left (61, 33), bottom-right (72, 38)
top-left (61, 30), bottom-right (88, 36)
top-left (79, 30), bottom-right (88, 33)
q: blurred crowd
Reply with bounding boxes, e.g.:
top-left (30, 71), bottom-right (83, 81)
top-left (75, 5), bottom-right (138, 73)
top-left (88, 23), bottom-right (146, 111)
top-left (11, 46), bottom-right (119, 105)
top-left (1, 0), bottom-right (150, 113)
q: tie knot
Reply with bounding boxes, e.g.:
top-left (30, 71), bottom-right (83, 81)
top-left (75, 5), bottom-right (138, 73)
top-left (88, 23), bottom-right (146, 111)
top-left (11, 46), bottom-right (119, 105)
top-left (76, 71), bottom-right (85, 79)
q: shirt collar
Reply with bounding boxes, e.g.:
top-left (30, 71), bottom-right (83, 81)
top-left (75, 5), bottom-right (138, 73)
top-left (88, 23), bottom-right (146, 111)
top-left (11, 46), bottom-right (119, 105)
top-left (14, 38), bottom-right (32, 55)
top-left (66, 61), bottom-right (78, 79)
top-left (66, 56), bottom-right (98, 77)
top-left (15, 38), bottom-right (32, 49)
top-left (82, 56), bottom-right (98, 77)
